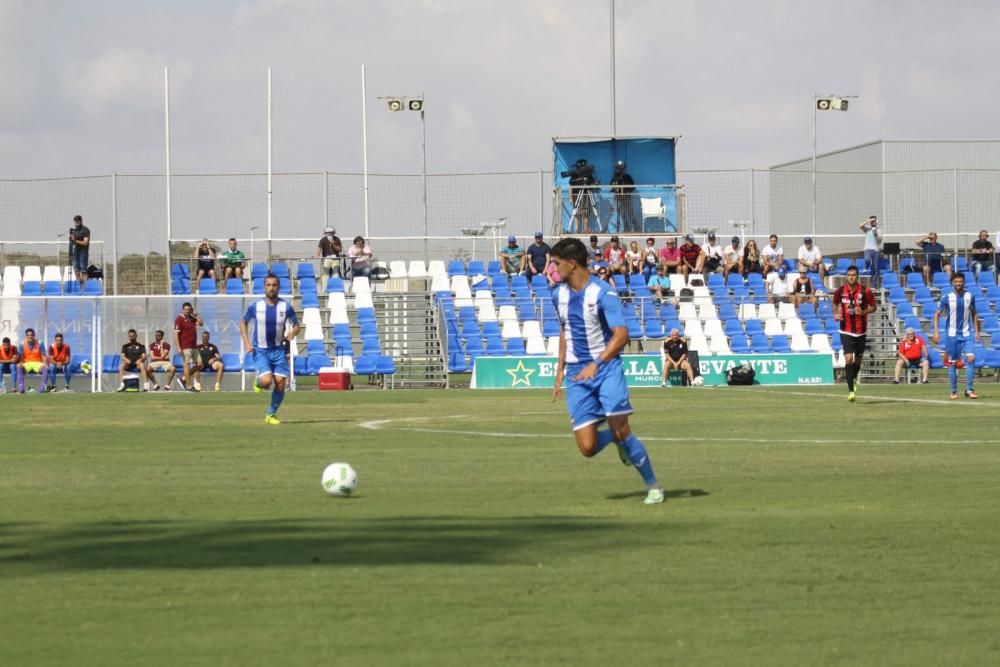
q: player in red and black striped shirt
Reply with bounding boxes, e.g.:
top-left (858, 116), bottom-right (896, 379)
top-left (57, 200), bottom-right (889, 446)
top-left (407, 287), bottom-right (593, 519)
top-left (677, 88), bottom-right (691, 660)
top-left (832, 265), bottom-right (877, 401)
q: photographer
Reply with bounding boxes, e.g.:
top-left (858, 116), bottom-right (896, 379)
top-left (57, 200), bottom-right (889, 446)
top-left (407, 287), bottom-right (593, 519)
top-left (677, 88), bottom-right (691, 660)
top-left (69, 215), bottom-right (91, 289)
top-left (609, 160), bottom-right (637, 233)
top-left (564, 159), bottom-right (598, 234)
top-left (193, 238), bottom-right (217, 291)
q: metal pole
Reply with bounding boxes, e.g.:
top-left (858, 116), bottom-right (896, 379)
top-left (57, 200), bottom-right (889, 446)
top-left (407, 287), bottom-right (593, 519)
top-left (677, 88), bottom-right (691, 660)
top-left (164, 66), bottom-right (173, 293)
top-left (421, 105), bottom-right (428, 262)
top-left (361, 64), bottom-right (370, 238)
top-left (323, 170), bottom-right (329, 229)
top-left (112, 173), bottom-right (118, 296)
top-left (953, 167), bottom-right (959, 239)
top-left (749, 168), bottom-right (755, 227)
top-left (811, 93), bottom-right (817, 238)
top-left (266, 66), bottom-right (273, 264)
top-left (539, 169), bottom-right (545, 233)
top-left (609, 0), bottom-right (616, 136)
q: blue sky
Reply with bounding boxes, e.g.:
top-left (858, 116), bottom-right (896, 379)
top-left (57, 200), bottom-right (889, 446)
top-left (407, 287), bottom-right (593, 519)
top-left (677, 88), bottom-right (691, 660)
top-left (2, 0), bottom-right (997, 178)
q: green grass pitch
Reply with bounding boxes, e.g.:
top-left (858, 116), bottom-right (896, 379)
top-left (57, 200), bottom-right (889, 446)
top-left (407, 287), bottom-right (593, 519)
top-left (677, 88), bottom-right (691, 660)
top-left (1, 385), bottom-right (999, 666)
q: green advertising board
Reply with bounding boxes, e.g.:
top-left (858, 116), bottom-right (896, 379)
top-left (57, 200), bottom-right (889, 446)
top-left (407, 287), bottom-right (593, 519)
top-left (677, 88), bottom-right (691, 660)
top-left (471, 354), bottom-right (834, 389)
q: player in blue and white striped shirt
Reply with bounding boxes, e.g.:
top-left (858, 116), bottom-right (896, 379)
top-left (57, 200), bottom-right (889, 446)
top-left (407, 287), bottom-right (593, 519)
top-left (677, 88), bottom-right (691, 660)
top-left (549, 238), bottom-right (664, 505)
top-left (932, 272), bottom-right (981, 399)
top-left (240, 274), bottom-right (301, 424)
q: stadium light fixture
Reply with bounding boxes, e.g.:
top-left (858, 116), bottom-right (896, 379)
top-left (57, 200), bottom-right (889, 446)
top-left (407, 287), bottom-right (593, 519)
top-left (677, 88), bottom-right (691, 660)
top-left (386, 98), bottom-right (403, 112)
top-left (380, 94), bottom-right (428, 259)
top-left (408, 98), bottom-right (424, 112)
top-left (812, 93), bottom-right (858, 235)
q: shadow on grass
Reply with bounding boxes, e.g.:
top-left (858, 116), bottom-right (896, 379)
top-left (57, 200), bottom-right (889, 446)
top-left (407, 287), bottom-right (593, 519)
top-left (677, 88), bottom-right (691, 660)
top-left (605, 488), bottom-right (710, 501)
top-left (0, 515), bottom-right (701, 574)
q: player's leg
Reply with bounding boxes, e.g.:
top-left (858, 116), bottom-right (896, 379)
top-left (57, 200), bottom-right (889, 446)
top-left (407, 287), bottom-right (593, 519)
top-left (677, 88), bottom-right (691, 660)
top-left (962, 337), bottom-right (977, 397)
top-left (841, 335), bottom-right (857, 395)
top-left (265, 348), bottom-right (290, 423)
top-left (599, 362), bottom-right (663, 502)
top-left (214, 360), bottom-right (224, 390)
top-left (37, 363), bottom-right (48, 392)
top-left (566, 377), bottom-right (614, 458)
top-left (893, 358), bottom-right (904, 383)
top-left (944, 336), bottom-right (960, 398)
top-left (681, 359), bottom-right (694, 382)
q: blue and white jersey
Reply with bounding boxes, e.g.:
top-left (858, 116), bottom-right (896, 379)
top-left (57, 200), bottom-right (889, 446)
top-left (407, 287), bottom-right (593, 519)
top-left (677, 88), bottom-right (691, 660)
top-left (243, 298), bottom-right (298, 350)
top-left (552, 277), bottom-right (626, 365)
top-left (937, 290), bottom-right (976, 337)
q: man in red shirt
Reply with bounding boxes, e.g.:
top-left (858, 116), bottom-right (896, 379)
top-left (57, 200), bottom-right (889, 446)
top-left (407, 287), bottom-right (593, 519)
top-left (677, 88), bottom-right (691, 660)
top-left (145, 329), bottom-right (176, 391)
top-left (173, 302), bottom-right (203, 391)
top-left (658, 237), bottom-right (681, 275)
top-left (678, 234), bottom-right (705, 281)
top-left (832, 265), bottom-right (877, 402)
top-left (47, 332), bottom-right (73, 392)
top-left (893, 327), bottom-right (929, 384)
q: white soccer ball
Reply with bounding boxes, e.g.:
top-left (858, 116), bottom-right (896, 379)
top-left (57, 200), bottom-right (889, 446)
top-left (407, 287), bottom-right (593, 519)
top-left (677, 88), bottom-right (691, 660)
top-left (691, 376), bottom-right (705, 387)
top-left (321, 462), bottom-right (358, 497)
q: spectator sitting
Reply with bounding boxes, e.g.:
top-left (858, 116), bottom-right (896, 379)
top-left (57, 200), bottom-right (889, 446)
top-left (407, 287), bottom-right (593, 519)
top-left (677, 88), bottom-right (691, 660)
top-left (678, 234), bottom-right (705, 280)
top-left (660, 328), bottom-right (695, 386)
top-left (315, 226), bottom-right (343, 292)
top-left (145, 329), bottom-right (175, 391)
top-left (761, 234), bottom-right (784, 276)
top-left (544, 258), bottom-right (562, 287)
top-left (46, 332), bottom-right (73, 392)
top-left (348, 235), bottom-right (373, 279)
top-left (603, 235), bottom-right (628, 276)
top-left (742, 239), bottom-right (763, 277)
top-left (525, 232), bottom-right (551, 281)
top-left (915, 232), bottom-right (951, 282)
top-left (658, 237), bottom-right (681, 274)
top-left (641, 237), bottom-right (659, 280)
top-left (797, 236), bottom-right (828, 279)
top-left (625, 240), bottom-right (643, 277)
top-left (702, 233), bottom-right (724, 275)
top-left (500, 235), bottom-right (526, 275)
top-left (17, 328), bottom-right (49, 394)
top-left (118, 328), bottom-right (147, 392)
top-left (766, 266), bottom-right (791, 304)
top-left (969, 229), bottom-right (994, 280)
top-left (193, 238), bottom-right (217, 290)
top-left (596, 266), bottom-right (614, 286)
top-left (647, 266), bottom-right (672, 303)
top-left (789, 267), bottom-right (817, 307)
top-left (893, 327), bottom-right (930, 384)
top-left (0, 336), bottom-right (19, 393)
top-left (586, 235), bottom-right (603, 274)
top-left (723, 236), bottom-right (743, 279)
top-left (220, 237), bottom-right (246, 280)
top-left (195, 331), bottom-right (225, 392)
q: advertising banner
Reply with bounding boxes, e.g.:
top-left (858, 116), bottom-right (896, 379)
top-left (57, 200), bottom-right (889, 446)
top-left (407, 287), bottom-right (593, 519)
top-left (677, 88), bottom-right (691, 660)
top-left (471, 354), bottom-right (834, 389)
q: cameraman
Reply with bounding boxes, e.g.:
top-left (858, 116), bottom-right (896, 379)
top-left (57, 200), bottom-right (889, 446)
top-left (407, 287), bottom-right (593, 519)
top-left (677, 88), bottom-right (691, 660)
top-left (69, 214), bottom-right (91, 289)
top-left (566, 159), bottom-right (598, 234)
top-left (610, 161), bottom-right (637, 233)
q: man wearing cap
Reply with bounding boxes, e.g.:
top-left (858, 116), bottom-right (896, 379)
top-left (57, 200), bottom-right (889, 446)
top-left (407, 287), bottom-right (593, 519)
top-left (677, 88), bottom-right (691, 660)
top-left (893, 328), bottom-right (929, 384)
top-left (525, 232), bottom-right (551, 280)
top-left (766, 266), bottom-right (791, 304)
top-left (604, 236), bottom-right (627, 276)
top-left (315, 226), bottom-right (343, 292)
top-left (609, 160), bottom-right (637, 232)
top-left (722, 236), bottom-right (743, 279)
top-left (916, 232), bottom-right (951, 283)
top-left (761, 234), bottom-right (784, 277)
top-left (586, 235), bottom-right (605, 274)
top-left (968, 230), bottom-right (994, 281)
top-left (678, 234), bottom-right (704, 280)
top-left (702, 233), bottom-right (724, 275)
top-left (499, 235), bottom-right (526, 275)
top-left (797, 237), bottom-right (828, 279)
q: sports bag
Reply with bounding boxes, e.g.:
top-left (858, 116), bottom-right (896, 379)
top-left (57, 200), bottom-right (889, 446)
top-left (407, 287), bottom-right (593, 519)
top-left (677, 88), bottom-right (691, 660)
top-left (725, 363), bottom-right (756, 386)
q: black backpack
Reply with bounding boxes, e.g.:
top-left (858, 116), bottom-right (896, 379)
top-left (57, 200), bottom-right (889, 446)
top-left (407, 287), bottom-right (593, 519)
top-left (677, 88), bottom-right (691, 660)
top-left (726, 363), bottom-right (755, 386)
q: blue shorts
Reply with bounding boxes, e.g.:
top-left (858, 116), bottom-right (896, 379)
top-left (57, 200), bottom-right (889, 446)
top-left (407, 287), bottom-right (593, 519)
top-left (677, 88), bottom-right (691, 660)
top-left (73, 250), bottom-right (89, 273)
top-left (564, 358), bottom-right (633, 431)
top-left (254, 347), bottom-right (290, 378)
top-left (944, 335), bottom-right (974, 361)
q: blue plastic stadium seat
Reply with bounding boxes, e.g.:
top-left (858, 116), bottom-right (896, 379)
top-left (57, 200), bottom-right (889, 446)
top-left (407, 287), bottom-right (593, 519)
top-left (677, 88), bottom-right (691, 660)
top-left (744, 319), bottom-right (764, 336)
top-left (724, 319), bottom-right (744, 337)
top-left (307, 354), bottom-right (332, 374)
top-left (447, 260), bottom-right (466, 277)
top-left (300, 293), bottom-right (320, 309)
top-left (296, 262), bottom-right (316, 279)
top-left (292, 355), bottom-right (309, 375)
top-left (22, 281), bottom-right (42, 296)
top-left (43, 281), bottom-right (62, 296)
top-left (448, 352), bottom-right (469, 373)
top-left (101, 354), bottom-right (120, 373)
top-left (484, 335), bottom-right (505, 356)
top-left (83, 279), bottom-right (102, 295)
top-left (467, 260), bottom-right (485, 275)
top-left (326, 277), bottom-right (345, 293)
top-left (224, 278), bottom-right (244, 295)
top-left (221, 353), bottom-right (243, 372)
top-left (250, 263), bottom-right (269, 280)
top-left (643, 319), bottom-right (664, 339)
top-left (354, 355), bottom-right (377, 375)
top-left (171, 263), bottom-right (190, 280)
top-left (198, 277), bottom-right (218, 294)
top-left (770, 335), bottom-right (792, 353)
top-left (749, 333), bottom-right (770, 353)
top-left (270, 263), bottom-right (290, 279)
top-left (361, 337), bottom-right (381, 356)
top-left (375, 355), bottom-right (396, 375)
top-left (356, 307), bottom-right (376, 323)
top-left (730, 336), bottom-right (752, 354)
top-left (505, 337), bottom-right (526, 355)
top-left (251, 278), bottom-right (265, 295)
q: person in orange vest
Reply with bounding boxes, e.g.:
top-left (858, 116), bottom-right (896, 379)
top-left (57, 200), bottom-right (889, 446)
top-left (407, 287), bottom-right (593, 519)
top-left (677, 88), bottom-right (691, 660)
top-left (17, 328), bottom-right (49, 394)
top-left (47, 332), bottom-right (73, 392)
top-left (0, 337), bottom-right (19, 393)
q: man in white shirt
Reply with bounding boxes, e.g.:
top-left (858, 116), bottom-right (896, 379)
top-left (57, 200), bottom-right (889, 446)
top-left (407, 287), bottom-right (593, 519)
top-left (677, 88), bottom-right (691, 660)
top-left (702, 232), bottom-right (725, 275)
top-left (766, 266), bottom-right (791, 304)
top-left (722, 236), bottom-right (743, 279)
top-left (797, 237), bottom-right (828, 279)
top-left (761, 234), bottom-right (784, 277)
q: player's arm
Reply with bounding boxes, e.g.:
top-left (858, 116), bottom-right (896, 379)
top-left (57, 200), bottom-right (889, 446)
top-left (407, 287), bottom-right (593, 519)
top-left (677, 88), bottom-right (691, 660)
top-left (283, 307), bottom-right (301, 343)
top-left (973, 306), bottom-right (982, 341)
top-left (552, 325), bottom-right (567, 401)
top-left (931, 306), bottom-right (943, 343)
top-left (239, 317), bottom-right (253, 354)
top-left (832, 290), bottom-right (842, 321)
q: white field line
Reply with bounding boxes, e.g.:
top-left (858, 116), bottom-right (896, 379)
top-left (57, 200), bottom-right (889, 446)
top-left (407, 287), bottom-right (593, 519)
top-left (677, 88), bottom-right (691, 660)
top-left (757, 388), bottom-right (992, 408)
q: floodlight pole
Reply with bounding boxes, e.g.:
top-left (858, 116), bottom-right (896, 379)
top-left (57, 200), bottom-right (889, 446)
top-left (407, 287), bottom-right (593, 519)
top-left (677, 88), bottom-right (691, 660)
top-left (610, 0), bottom-right (617, 136)
top-left (420, 100), bottom-right (428, 262)
top-left (811, 93), bottom-right (817, 237)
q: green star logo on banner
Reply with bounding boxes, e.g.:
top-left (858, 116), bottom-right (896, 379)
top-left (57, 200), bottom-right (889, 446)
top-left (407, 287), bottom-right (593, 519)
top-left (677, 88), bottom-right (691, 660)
top-left (505, 359), bottom-right (536, 387)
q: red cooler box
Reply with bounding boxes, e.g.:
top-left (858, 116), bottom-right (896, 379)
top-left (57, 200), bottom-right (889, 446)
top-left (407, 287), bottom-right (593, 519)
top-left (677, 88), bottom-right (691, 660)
top-left (318, 367), bottom-right (351, 391)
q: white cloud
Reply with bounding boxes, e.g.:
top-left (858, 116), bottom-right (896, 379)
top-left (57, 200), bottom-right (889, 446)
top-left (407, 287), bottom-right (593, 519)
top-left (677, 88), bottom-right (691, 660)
top-left (61, 47), bottom-right (168, 116)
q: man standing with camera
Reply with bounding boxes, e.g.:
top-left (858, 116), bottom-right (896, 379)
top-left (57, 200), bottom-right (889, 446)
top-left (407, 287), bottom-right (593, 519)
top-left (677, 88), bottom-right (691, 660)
top-left (565, 159), bottom-right (598, 234)
top-left (69, 214), bottom-right (91, 290)
top-left (610, 160), bottom-right (637, 233)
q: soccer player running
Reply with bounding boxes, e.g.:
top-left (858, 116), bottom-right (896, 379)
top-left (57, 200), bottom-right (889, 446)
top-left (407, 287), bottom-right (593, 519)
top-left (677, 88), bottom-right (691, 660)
top-left (549, 238), bottom-right (665, 505)
top-left (832, 265), bottom-right (877, 402)
top-left (932, 272), bottom-right (981, 400)
top-left (240, 274), bottom-right (300, 425)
